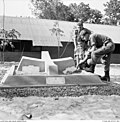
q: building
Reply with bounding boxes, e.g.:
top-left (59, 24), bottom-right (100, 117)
top-left (0, 16), bottom-right (120, 63)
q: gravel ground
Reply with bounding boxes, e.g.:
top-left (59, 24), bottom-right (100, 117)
top-left (0, 62), bottom-right (120, 98)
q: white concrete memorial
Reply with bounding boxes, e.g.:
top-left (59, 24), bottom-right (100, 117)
top-left (1, 51), bottom-right (105, 87)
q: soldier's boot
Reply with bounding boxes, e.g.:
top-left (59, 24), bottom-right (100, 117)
top-left (84, 64), bottom-right (95, 73)
top-left (101, 70), bottom-right (110, 82)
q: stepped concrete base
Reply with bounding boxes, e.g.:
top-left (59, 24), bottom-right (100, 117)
top-left (1, 72), bottom-right (105, 87)
top-left (1, 65), bottom-right (105, 87)
top-left (1, 51), bottom-right (106, 87)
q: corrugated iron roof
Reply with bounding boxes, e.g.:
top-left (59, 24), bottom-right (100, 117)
top-left (0, 16), bottom-right (62, 46)
top-left (84, 23), bottom-right (120, 44)
top-left (0, 16), bottom-right (120, 46)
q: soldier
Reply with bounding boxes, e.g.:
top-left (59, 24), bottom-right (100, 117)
top-left (77, 29), bottom-right (115, 82)
top-left (74, 21), bottom-right (91, 68)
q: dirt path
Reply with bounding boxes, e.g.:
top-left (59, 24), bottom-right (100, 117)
top-left (0, 95), bottom-right (120, 120)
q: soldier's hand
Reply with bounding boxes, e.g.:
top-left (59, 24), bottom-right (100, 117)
top-left (76, 60), bottom-right (85, 69)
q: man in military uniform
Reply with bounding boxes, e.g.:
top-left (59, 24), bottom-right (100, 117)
top-left (74, 21), bottom-right (91, 68)
top-left (77, 29), bottom-right (115, 82)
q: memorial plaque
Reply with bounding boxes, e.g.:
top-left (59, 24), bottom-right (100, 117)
top-left (46, 77), bottom-right (65, 84)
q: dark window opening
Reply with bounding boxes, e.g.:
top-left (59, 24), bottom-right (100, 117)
top-left (12, 40), bottom-right (21, 52)
top-left (113, 44), bottom-right (120, 54)
top-left (31, 46), bottom-right (42, 52)
top-left (0, 40), bottom-right (33, 52)
top-left (21, 40), bottom-right (32, 52)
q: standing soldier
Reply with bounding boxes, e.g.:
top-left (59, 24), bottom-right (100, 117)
top-left (74, 21), bottom-right (91, 69)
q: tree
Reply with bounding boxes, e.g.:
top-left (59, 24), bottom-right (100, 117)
top-left (69, 2), bottom-right (91, 22)
top-left (0, 28), bottom-right (21, 63)
top-left (104, 0), bottom-right (120, 25)
top-left (30, 0), bottom-right (103, 23)
top-left (49, 21), bottom-right (64, 57)
top-left (56, 3), bottom-right (74, 21)
top-left (89, 9), bottom-right (103, 24)
top-left (30, 0), bottom-right (74, 21)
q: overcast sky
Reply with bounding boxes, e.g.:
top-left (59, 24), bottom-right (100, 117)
top-left (0, 0), bottom-right (109, 17)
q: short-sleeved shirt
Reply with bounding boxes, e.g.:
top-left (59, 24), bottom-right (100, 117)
top-left (74, 28), bottom-right (91, 58)
top-left (89, 33), bottom-right (111, 48)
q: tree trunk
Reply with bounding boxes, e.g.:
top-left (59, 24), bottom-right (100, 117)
top-left (2, 43), bottom-right (5, 64)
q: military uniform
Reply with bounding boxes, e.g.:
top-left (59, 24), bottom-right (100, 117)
top-left (82, 33), bottom-right (115, 81)
top-left (88, 33), bottom-right (115, 72)
top-left (74, 26), bottom-right (91, 67)
top-left (78, 29), bottom-right (115, 81)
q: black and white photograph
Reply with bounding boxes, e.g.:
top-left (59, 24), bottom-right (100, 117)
top-left (0, 0), bottom-right (120, 121)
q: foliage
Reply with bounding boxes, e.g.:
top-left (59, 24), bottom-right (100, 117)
top-left (30, 0), bottom-right (73, 21)
top-left (50, 21), bottom-right (64, 37)
top-left (30, 0), bottom-right (103, 23)
top-left (49, 21), bottom-right (64, 57)
top-left (69, 2), bottom-right (91, 22)
top-left (89, 9), bottom-right (103, 24)
top-left (0, 28), bottom-right (21, 63)
top-left (30, 0), bottom-right (120, 25)
top-left (104, 0), bottom-right (120, 25)
top-left (0, 28), bottom-right (21, 49)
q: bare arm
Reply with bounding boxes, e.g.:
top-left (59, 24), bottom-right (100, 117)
top-left (76, 45), bottom-right (96, 68)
